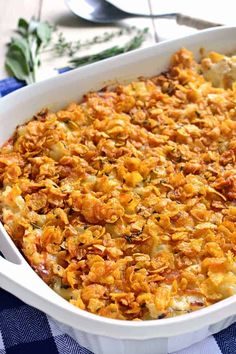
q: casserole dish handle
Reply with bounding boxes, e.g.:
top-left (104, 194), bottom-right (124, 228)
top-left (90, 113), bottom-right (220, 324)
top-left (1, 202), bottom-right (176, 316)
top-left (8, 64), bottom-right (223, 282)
top-left (0, 254), bottom-right (74, 313)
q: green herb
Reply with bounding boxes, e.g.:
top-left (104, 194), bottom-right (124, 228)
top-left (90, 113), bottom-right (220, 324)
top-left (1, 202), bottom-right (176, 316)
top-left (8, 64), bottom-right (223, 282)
top-left (31, 222), bottom-right (40, 229)
top-left (125, 235), bottom-right (133, 243)
top-left (5, 18), bottom-right (149, 84)
top-left (70, 28), bottom-right (148, 68)
top-left (44, 26), bottom-right (139, 57)
top-left (5, 18), bottom-right (53, 84)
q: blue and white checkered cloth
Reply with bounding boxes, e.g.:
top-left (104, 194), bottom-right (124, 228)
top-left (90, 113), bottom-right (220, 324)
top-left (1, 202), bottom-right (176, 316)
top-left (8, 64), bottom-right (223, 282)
top-left (0, 76), bottom-right (236, 354)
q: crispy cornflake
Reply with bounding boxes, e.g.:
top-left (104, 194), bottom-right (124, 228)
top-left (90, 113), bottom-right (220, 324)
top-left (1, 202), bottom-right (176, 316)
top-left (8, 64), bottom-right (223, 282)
top-left (1, 48), bottom-right (236, 321)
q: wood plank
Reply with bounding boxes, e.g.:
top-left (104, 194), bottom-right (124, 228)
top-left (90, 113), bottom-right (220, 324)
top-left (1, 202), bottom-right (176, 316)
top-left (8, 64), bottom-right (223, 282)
top-left (149, 0), bottom-right (236, 25)
top-left (149, 0), bottom-right (236, 43)
top-left (149, 0), bottom-right (197, 42)
top-left (0, 0), bottom-right (41, 78)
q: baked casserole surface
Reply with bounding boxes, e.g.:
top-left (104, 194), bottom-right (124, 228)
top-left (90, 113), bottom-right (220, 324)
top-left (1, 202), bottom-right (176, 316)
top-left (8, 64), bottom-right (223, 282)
top-left (1, 48), bottom-right (236, 320)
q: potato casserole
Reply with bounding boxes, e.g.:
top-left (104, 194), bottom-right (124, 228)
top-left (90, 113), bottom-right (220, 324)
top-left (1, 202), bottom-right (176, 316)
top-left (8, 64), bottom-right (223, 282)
top-left (1, 48), bottom-right (236, 321)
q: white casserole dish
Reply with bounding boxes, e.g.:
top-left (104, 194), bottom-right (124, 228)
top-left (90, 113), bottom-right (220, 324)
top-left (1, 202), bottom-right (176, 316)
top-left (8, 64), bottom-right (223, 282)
top-left (1, 26), bottom-right (236, 354)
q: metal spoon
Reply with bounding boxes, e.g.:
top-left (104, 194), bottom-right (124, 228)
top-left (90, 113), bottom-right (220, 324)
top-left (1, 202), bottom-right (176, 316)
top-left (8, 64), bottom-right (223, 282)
top-left (66, 0), bottom-right (176, 23)
top-left (66, 0), bottom-right (221, 28)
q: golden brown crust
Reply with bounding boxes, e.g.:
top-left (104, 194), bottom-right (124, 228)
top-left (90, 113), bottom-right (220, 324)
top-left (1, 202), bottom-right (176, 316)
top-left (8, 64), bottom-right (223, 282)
top-left (1, 48), bottom-right (236, 320)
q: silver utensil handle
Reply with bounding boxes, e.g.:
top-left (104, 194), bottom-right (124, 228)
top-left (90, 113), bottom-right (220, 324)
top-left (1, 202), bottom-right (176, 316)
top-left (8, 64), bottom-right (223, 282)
top-left (176, 14), bottom-right (222, 29)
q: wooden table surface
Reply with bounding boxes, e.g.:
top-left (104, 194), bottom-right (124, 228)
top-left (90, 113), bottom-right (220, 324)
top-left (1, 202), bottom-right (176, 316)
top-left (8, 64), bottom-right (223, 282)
top-left (0, 0), bottom-right (234, 80)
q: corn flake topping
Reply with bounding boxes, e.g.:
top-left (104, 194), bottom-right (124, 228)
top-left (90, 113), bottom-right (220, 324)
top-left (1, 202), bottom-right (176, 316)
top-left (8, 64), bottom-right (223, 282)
top-left (1, 48), bottom-right (236, 320)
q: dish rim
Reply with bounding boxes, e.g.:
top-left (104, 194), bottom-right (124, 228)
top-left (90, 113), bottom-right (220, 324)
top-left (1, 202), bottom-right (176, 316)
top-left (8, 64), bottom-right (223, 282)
top-left (1, 25), bottom-right (236, 340)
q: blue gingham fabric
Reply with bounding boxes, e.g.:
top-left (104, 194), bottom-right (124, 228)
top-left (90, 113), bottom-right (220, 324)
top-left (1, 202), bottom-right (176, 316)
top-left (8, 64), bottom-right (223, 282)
top-left (0, 287), bottom-right (236, 354)
top-left (0, 76), bottom-right (236, 354)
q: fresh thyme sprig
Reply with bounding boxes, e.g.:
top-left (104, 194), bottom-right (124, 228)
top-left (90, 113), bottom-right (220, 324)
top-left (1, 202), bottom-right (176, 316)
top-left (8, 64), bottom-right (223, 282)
top-left (70, 28), bottom-right (148, 67)
top-left (44, 26), bottom-right (139, 57)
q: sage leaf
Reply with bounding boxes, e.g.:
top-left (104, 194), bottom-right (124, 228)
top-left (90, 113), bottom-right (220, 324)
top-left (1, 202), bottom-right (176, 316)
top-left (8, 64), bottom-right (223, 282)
top-left (5, 47), bottom-right (32, 84)
top-left (11, 37), bottom-right (31, 64)
top-left (37, 22), bottom-right (52, 46)
top-left (18, 18), bottom-right (29, 31)
top-left (5, 18), bottom-right (53, 84)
